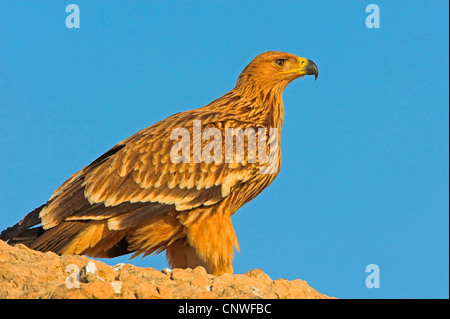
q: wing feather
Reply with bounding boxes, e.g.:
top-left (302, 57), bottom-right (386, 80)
top-left (39, 109), bottom-right (264, 230)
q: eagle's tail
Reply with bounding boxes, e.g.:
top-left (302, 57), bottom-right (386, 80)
top-left (1, 204), bottom-right (132, 258)
top-left (0, 204), bottom-right (45, 246)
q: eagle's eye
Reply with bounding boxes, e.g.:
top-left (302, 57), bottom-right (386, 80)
top-left (275, 59), bottom-right (286, 67)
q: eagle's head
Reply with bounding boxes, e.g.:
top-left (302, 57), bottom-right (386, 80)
top-left (236, 51), bottom-right (319, 91)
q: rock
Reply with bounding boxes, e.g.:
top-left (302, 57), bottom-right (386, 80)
top-left (0, 239), bottom-right (334, 299)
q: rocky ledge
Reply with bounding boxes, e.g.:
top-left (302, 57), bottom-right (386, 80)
top-left (0, 239), bottom-right (333, 299)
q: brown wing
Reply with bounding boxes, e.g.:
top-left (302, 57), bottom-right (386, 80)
top-left (38, 109), bottom-right (264, 232)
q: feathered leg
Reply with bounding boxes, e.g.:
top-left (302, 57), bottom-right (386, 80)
top-left (178, 209), bottom-right (239, 276)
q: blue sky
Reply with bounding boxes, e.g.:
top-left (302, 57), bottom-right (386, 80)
top-left (0, 1), bottom-right (448, 299)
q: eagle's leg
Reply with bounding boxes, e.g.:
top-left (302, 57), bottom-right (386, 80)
top-left (166, 238), bottom-right (210, 272)
top-left (175, 209), bottom-right (239, 276)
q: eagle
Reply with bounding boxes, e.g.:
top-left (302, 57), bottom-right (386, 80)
top-left (1, 51), bottom-right (318, 276)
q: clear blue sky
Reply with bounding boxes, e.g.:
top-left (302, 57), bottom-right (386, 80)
top-left (0, 1), bottom-right (448, 299)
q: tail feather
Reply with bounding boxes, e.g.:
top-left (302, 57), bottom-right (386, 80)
top-left (1, 204), bottom-right (132, 259)
top-left (7, 227), bottom-right (45, 247)
top-left (0, 204), bottom-right (45, 244)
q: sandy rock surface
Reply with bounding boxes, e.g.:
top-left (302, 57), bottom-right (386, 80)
top-left (0, 240), bottom-right (333, 299)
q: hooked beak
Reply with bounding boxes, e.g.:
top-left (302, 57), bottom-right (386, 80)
top-left (280, 57), bottom-right (319, 80)
top-left (298, 57), bottom-right (319, 80)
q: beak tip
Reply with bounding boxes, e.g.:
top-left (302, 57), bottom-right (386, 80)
top-left (305, 59), bottom-right (319, 81)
